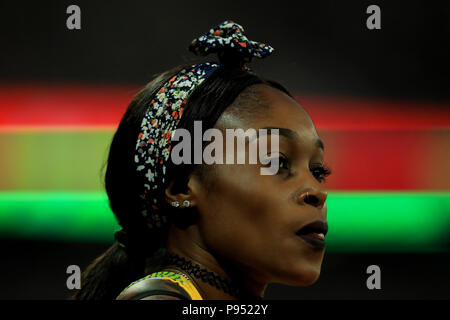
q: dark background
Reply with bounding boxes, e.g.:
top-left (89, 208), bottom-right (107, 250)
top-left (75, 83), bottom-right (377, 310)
top-left (0, 0), bottom-right (449, 299)
top-left (2, 238), bottom-right (449, 299)
top-left (2, 0), bottom-right (450, 101)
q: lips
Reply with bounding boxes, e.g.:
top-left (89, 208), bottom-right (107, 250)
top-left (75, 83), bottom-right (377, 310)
top-left (295, 220), bottom-right (328, 249)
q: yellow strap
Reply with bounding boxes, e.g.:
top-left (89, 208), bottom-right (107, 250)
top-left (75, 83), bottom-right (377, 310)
top-left (156, 273), bottom-right (203, 300)
top-left (122, 271), bottom-right (203, 300)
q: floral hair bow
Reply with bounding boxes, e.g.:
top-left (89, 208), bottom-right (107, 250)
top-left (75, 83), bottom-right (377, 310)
top-left (189, 20), bottom-right (275, 67)
top-left (133, 20), bottom-right (275, 230)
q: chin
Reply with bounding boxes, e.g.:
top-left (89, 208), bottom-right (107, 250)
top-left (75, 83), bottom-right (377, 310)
top-left (302, 268), bottom-right (322, 285)
top-left (283, 263), bottom-right (323, 287)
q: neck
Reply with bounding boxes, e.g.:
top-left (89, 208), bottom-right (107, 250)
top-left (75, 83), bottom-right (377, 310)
top-left (165, 224), bottom-right (266, 299)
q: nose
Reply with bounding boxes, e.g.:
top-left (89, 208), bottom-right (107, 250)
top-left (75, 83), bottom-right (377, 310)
top-left (297, 189), bottom-right (328, 209)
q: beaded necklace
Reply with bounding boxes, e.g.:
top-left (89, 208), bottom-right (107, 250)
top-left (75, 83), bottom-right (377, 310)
top-left (164, 253), bottom-right (262, 300)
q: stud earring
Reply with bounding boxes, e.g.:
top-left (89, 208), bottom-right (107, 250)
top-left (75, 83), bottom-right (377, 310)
top-left (183, 200), bottom-right (190, 208)
top-left (171, 201), bottom-right (180, 207)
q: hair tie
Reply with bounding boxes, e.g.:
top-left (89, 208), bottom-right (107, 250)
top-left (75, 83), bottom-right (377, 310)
top-left (115, 228), bottom-right (155, 254)
top-left (114, 229), bottom-right (128, 248)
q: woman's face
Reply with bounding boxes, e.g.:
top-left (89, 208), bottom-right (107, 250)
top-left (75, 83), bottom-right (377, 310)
top-left (191, 84), bottom-right (328, 288)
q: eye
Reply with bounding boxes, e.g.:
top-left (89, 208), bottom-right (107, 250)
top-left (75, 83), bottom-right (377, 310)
top-left (278, 156), bottom-right (290, 171)
top-left (310, 165), bottom-right (332, 183)
top-left (261, 153), bottom-right (291, 176)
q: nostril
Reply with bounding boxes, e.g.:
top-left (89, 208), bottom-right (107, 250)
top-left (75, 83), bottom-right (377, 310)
top-left (298, 190), bottom-right (327, 208)
top-left (304, 194), bottom-right (319, 206)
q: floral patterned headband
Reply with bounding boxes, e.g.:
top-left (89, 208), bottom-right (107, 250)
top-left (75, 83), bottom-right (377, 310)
top-left (134, 20), bottom-right (275, 230)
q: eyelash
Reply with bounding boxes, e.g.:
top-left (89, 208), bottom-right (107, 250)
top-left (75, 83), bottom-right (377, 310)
top-left (277, 156), bottom-right (332, 183)
top-left (310, 165), bottom-right (332, 183)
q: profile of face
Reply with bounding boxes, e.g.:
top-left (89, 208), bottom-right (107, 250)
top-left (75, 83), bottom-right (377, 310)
top-left (172, 84), bottom-right (328, 290)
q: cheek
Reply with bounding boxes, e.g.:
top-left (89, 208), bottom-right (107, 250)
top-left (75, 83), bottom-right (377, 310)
top-left (196, 165), bottom-right (292, 266)
top-left (199, 164), bottom-right (285, 226)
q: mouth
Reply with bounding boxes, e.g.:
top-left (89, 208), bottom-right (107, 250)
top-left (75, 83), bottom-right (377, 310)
top-left (295, 220), bottom-right (328, 249)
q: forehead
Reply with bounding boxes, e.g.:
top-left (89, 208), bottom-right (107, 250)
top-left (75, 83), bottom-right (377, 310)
top-left (247, 84), bottom-right (320, 144)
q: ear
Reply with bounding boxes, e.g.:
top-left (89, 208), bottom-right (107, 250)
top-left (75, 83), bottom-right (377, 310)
top-left (164, 174), bottom-right (200, 208)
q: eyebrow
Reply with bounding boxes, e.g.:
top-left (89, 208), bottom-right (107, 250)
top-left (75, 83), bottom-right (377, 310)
top-left (258, 126), bottom-right (325, 151)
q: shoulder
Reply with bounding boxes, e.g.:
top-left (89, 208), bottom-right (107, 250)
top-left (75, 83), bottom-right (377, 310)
top-left (116, 274), bottom-right (191, 300)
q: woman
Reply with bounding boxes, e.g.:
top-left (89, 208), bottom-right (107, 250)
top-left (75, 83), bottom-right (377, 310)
top-left (73, 20), bottom-right (331, 300)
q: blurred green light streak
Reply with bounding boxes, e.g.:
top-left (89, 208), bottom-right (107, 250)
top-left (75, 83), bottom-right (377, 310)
top-left (0, 191), bottom-right (449, 252)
